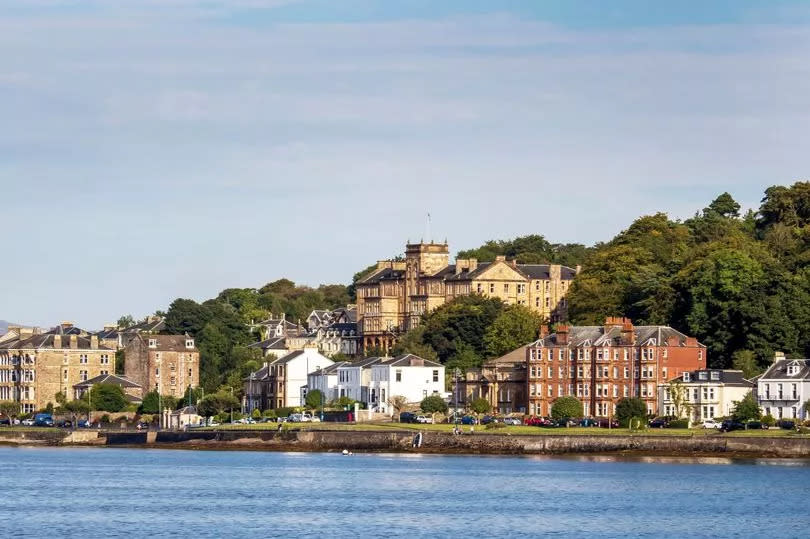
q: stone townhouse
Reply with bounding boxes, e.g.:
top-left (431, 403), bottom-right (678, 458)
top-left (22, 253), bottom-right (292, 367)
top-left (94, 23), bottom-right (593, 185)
top-left (243, 346), bottom-right (333, 412)
top-left (0, 327), bottom-right (115, 413)
top-left (355, 240), bottom-right (578, 353)
top-left (456, 345), bottom-right (528, 415)
top-left (526, 317), bottom-right (706, 418)
top-left (756, 352), bottom-right (810, 420)
top-left (658, 369), bottom-right (753, 422)
top-left (124, 334), bottom-right (199, 398)
top-left (95, 316), bottom-right (165, 350)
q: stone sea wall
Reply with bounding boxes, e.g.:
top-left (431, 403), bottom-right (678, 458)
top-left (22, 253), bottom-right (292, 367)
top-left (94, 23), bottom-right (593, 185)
top-left (101, 429), bottom-right (810, 458)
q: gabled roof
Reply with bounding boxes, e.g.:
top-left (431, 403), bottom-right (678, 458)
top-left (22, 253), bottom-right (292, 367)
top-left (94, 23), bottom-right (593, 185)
top-left (73, 373), bottom-right (141, 390)
top-left (340, 356), bottom-right (385, 368)
top-left (679, 369), bottom-right (753, 387)
top-left (247, 337), bottom-right (288, 350)
top-left (530, 325), bottom-right (705, 349)
top-left (760, 358), bottom-right (810, 381)
top-left (380, 354), bottom-right (442, 368)
top-left (310, 361), bottom-right (350, 375)
top-left (0, 333), bottom-right (114, 351)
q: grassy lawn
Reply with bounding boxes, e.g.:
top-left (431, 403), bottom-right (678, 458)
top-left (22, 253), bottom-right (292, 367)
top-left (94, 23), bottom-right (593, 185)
top-left (200, 422), bottom-right (809, 437)
top-left (0, 426), bottom-right (61, 433)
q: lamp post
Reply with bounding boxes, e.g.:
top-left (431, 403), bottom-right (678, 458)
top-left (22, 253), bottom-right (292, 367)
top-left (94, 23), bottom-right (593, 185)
top-left (230, 386), bottom-right (234, 425)
top-left (454, 367), bottom-right (461, 430)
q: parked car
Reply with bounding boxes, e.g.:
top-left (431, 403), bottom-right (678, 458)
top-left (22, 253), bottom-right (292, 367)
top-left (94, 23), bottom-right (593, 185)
top-left (746, 421), bottom-right (767, 430)
top-left (34, 413), bottom-right (54, 427)
top-left (480, 416), bottom-right (498, 425)
top-left (597, 418), bottom-right (619, 428)
top-left (77, 419), bottom-right (92, 428)
top-left (720, 419), bottom-right (746, 432)
top-left (579, 418), bottom-right (598, 427)
top-left (502, 417), bottom-right (522, 426)
top-left (56, 419), bottom-right (72, 428)
top-left (300, 413), bottom-right (314, 422)
top-left (288, 413), bottom-right (303, 422)
top-left (649, 417), bottom-right (669, 429)
top-left (702, 419), bottom-right (722, 429)
top-left (777, 420), bottom-right (796, 430)
top-left (276, 417), bottom-right (289, 423)
top-left (21, 418), bottom-right (35, 426)
top-left (0, 417), bottom-right (10, 426)
top-left (460, 415), bottom-right (478, 425)
top-left (416, 415), bottom-right (434, 424)
top-left (524, 416), bottom-right (552, 427)
top-left (399, 412), bottom-right (418, 424)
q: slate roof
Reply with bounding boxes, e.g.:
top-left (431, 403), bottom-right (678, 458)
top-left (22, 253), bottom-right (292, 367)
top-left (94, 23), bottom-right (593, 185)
top-left (310, 361), bottom-right (350, 375)
top-left (680, 369), bottom-right (754, 387)
top-left (341, 356), bottom-right (386, 368)
top-left (530, 325), bottom-right (706, 348)
top-left (380, 354), bottom-right (442, 368)
top-left (134, 334), bottom-right (197, 352)
top-left (73, 373), bottom-right (142, 390)
top-left (247, 337), bottom-right (288, 350)
top-left (760, 358), bottom-right (810, 381)
top-left (0, 333), bottom-right (114, 351)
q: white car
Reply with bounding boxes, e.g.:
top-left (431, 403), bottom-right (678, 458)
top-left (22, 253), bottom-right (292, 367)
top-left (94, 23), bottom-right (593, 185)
top-left (416, 415), bottom-right (434, 424)
top-left (21, 418), bottom-right (35, 426)
top-left (703, 419), bottom-right (721, 429)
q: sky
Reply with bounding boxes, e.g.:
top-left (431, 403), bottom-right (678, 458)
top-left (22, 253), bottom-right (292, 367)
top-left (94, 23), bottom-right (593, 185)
top-left (1, 0), bottom-right (809, 329)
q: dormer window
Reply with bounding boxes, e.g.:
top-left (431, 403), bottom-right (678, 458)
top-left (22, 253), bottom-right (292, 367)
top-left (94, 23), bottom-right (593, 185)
top-left (148, 339), bottom-right (157, 348)
top-left (710, 371), bottom-right (720, 381)
top-left (787, 364), bottom-right (800, 376)
top-left (698, 372), bottom-right (708, 380)
top-left (683, 372), bottom-right (691, 382)
top-left (185, 339), bottom-right (194, 349)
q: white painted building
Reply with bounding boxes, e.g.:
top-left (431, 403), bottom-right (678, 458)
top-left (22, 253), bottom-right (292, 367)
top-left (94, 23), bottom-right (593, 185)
top-left (757, 353), bottom-right (810, 420)
top-left (307, 361), bottom-right (350, 403)
top-left (335, 356), bottom-right (383, 403)
top-left (657, 369), bottom-right (753, 422)
top-left (243, 346), bottom-right (333, 411)
top-left (368, 354), bottom-right (446, 414)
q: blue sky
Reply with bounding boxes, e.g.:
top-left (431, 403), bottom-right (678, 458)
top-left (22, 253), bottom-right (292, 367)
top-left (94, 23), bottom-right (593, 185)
top-left (1, 0), bottom-right (809, 329)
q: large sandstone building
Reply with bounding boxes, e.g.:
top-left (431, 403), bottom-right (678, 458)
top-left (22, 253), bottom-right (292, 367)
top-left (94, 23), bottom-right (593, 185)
top-left (527, 317), bottom-right (705, 418)
top-left (355, 241), bottom-right (578, 352)
top-left (0, 325), bottom-right (115, 413)
top-left (124, 334), bottom-right (199, 398)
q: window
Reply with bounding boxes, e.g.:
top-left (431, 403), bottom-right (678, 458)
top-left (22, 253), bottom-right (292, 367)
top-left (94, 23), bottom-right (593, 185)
top-left (80, 354), bottom-right (88, 364)
top-left (185, 339), bottom-right (194, 348)
top-left (710, 371), bottom-right (720, 380)
top-left (517, 283), bottom-right (526, 294)
top-left (699, 371), bottom-right (708, 380)
top-left (170, 376), bottom-right (176, 386)
top-left (396, 369), bottom-right (402, 382)
top-left (432, 370), bottom-right (439, 383)
top-left (80, 370), bottom-right (88, 381)
top-left (100, 354), bottom-right (109, 365)
top-left (503, 283), bottom-right (509, 293)
top-left (477, 283), bottom-right (483, 293)
top-left (683, 372), bottom-right (691, 382)
top-left (149, 339), bottom-right (157, 348)
top-left (489, 283), bottom-right (495, 294)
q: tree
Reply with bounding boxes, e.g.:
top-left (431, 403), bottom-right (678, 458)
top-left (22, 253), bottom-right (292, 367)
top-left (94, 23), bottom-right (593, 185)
top-left (0, 401), bottom-right (20, 423)
top-left (251, 408), bottom-right (261, 420)
top-left (115, 350), bottom-right (126, 376)
top-left (305, 389), bottom-right (324, 410)
top-left (420, 394), bottom-right (448, 422)
top-left (87, 383), bottom-right (128, 413)
top-left (138, 391), bottom-right (179, 414)
top-left (421, 295), bottom-right (504, 363)
top-left (731, 350), bottom-right (762, 379)
top-left (196, 391), bottom-right (240, 419)
top-left (731, 392), bottom-right (761, 422)
top-left (470, 397), bottom-right (491, 416)
top-left (483, 304), bottom-right (543, 358)
top-left (61, 399), bottom-right (90, 426)
top-left (54, 392), bottom-right (67, 407)
top-left (616, 397), bottom-right (648, 427)
top-left (550, 396), bottom-right (583, 420)
top-left (706, 192), bottom-right (741, 218)
top-left (388, 395), bottom-right (407, 417)
top-left (117, 314), bottom-right (136, 329)
top-left (668, 380), bottom-right (690, 419)
top-left (390, 326), bottom-right (439, 363)
top-left (444, 340), bottom-right (482, 372)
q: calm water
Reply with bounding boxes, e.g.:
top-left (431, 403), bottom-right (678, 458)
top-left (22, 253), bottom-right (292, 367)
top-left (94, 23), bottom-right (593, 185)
top-left (1, 447), bottom-right (809, 538)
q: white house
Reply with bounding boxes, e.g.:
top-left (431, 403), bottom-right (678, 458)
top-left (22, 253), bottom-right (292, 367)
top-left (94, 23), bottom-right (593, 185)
top-left (336, 356), bottom-right (383, 403)
top-left (243, 346), bottom-right (333, 411)
top-left (657, 369), bottom-right (753, 422)
top-left (757, 353), bottom-right (810, 420)
top-left (368, 354), bottom-right (446, 415)
top-left (307, 361), bottom-right (350, 402)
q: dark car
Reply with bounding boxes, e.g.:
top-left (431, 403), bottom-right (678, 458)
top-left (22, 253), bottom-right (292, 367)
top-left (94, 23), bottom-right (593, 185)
top-left (649, 417), bottom-right (669, 429)
top-left (720, 419), bottom-right (745, 432)
top-left (480, 416), bottom-right (499, 425)
top-left (461, 416), bottom-right (478, 425)
top-left (56, 419), bottom-right (72, 428)
top-left (597, 418), bottom-right (619, 428)
top-left (34, 413), bottom-right (54, 427)
top-left (579, 418), bottom-right (597, 427)
top-left (77, 419), bottom-right (92, 428)
top-left (746, 421), bottom-right (767, 430)
top-left (777, 420), bottom-right (796, 430)
top-left (399, 412), bottom-right (418, 424)
top-left (0, 417), bottom-right (10, 426)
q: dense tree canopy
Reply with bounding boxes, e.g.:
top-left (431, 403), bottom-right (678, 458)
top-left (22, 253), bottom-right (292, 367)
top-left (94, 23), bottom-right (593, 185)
top-left (568, 182), bottom-right (810, 370)
top-left (87, 383), bottom-right (128, 413)
top-left (456, 234), bottom-right (591, 267)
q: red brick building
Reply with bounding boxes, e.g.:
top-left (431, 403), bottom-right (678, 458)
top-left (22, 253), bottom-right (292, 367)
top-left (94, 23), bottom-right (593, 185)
top-left (526, 317), bottom-right (705, 418)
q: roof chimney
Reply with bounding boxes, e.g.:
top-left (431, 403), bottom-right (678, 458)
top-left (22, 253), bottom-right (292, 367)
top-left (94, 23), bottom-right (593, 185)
top-left (53, 335), bottom-right (62, 349)
top-left (90, 335), bottom-right (99, 350)
top-left (69, 335), bottom-right (78, 349)
top-left (556, 325), bottom-right (569, 345)
top-left (621, 321), bottom-right (635, 345)
top-left (774, 351), bottom-right (786, 363)
top-left (540, 324), bottom-right (549, 338)
top-left (495, 255), bottom-right (506, 263)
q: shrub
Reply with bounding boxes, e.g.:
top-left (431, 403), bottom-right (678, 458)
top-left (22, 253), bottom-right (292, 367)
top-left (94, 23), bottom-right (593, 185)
top-left (275, 407), bottom-right (296, 418)
top-left (668, 419), bottom-right (689, 429)
top-left (616, 398), bottom-right (647, 427)
top-left (628, 416), bottom-right (647, 431)
top-left (550, 396), bottom-right (583, 420)
top-left (761, 414), bottom-right (776, 427)
top-left (484, 421), bottom-right (506, 430)
top-left (251, 408), bottom-right (261, 420)
top-left (262, 409), bottom-right (276, 419)
top-left (100, 414), bottom-right (111, 424)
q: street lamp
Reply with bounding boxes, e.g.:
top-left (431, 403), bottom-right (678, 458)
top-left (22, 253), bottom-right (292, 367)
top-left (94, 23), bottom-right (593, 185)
top-left (454, 367), bottom-right (461, 430)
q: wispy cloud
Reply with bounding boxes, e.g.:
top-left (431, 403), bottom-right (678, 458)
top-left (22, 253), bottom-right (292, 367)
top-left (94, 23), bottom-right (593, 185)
top-left (1, 1), bottom-right (808, 327)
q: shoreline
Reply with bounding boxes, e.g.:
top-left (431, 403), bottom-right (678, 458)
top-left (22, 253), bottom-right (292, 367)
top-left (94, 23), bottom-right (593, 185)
top-left (3, 428), bottom-right (810, 459)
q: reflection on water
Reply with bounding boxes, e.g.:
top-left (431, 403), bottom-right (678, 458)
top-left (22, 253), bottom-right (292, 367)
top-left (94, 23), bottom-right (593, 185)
top-left (2, 447), bottom-right (810, 538)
